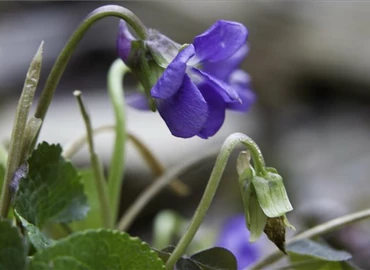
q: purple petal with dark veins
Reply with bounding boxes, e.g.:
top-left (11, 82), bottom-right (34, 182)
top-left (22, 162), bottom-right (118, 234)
top-left (202, 45), bottom-right (249, 82)
top-left (156, 74), bottom-right (208, 138)
top-left (151, 45), bottom-right (195, 100)
top-left (126, 92), bottom-right (150, 110)
top-left (226, 70), bottom-right (256, 111)
top-left (191, 67), bottom-right (240, 102)
top-left (117, 20), bottom-right (136, 62)
top-left (197, 83), bottom-right (226, 139)
top-left (194, 20), bottom-right (248, 63)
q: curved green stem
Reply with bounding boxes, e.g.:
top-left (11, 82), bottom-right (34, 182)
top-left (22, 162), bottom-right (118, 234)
top-left (248, 207), bottom-right (370, 270)
top-left (33, 5), bottom-right (147, 140)
top-left (74, 91), bottom-right (111, 228)
top-left (165, 133), bottom-right (267, 270)
top-left (106, 59), bottom-right (129, 226)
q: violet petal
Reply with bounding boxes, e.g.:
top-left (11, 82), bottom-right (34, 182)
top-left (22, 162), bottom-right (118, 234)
top-left (117, 20), bottom-right (136, 62)
top-left (197, 83), bottom-right (226, 139)
top-left (202, 45), bottom-right (249, 81)
top-left (156, 74), bottom-right (208, 138)
top-left (216, 215), bottom-right (261, 269)
top-left (151, 45), bottom-right (195, 100)
top-left (194, 20), bottom-right (248, 63)
top-left (227, 70), bottom-right (256, 111)
top-left (191, 67), bottom-right (240, 102)
top-left (126, 92), bottom-right (150, 110)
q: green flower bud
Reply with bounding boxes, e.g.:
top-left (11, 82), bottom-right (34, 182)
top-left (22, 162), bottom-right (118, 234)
top-left (236, 151), bottom-right (294, 253)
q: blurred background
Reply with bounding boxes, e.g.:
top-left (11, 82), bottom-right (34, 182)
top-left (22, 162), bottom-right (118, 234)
top-left (1, 1), bottom-right (370, 267)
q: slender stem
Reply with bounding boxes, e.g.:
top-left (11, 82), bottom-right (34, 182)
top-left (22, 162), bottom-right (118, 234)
top-left (165, 133), bottom-right (266, 270)
top-left (117, 150), bottom-right (218, 231)
top-left (106, 59), bottom-right (129, 226)
top-left (73, 91), bottom-right (112, 228)
top-left (0, 43), bottom-right (43, 218)
top-left (248, 208), bottom-right (370, 270)
top-left (33, 5), bottom-right (147, 143)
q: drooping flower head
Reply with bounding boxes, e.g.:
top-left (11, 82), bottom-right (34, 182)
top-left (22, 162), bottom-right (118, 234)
top-left (117, 20), bottom-right (255, 138)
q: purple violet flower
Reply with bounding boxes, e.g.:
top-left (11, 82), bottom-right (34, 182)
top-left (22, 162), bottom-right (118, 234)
top-left (117, 20), bottom-right (255, 139)
top-left (216, 215), bottom-right (261, 269)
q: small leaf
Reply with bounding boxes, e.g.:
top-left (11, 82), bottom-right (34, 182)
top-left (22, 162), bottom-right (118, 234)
top-left (245, 183), bottom-right (267, 242)
top-left (154, 245), bottom-right (176, 264)
top-left (29, 229), bottom-right (165, 270)
top-left (252, 172), bottom-right (293, 218)
top-left (15, 142), bottom-right (89, 228)
top-left (0, 220), bottom-right (27, 270)
top-left (175, 258), bottom-right (202, 270)
top-left (15, 211), bottom-right (53, 251)
top-left (287, 239), bottom-right (352, 261)
top-left (190, 247), bottom-right (237, 270)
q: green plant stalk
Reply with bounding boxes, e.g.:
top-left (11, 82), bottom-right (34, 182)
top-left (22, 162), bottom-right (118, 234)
top-left (0, 42), bottom-right (43, 218)
top-left (106, 59), bottom-right (129, 226)
top-left (248, 207), bottom-right (370, 270)
top-left (31, 5), bottom-right (148, 151)
top-left (74, 91), bottom-right (112, 228)
top-left (164, 133), bottom-right (266, 270)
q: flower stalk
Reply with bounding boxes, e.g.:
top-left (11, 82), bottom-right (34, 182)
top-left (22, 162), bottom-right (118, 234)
top-left (165, 133), bottom-right (267, 270)
top-left (31, 5), bottom-right (148, 148)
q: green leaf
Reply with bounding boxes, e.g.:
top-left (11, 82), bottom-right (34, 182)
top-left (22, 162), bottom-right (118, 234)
top-left (175, 258), bottom-right (202, 270)
top-left (289, 253), bottom-right (352, 270)
top-left (252, 172), bottom-right (293, 218)
top-left (29, 229), bottom-right (165, 270)
top-left (287, 239), bottom-right (352, 261)
top-left (70, 169), bottom-right (103, 231)
top-left (237, 151), bottom-right (266, 242)
top-left (15, 142), bottom-right (89, 228)
top-left (190, 247), bottom-right (237, 270)
top-left (243, 182), bottom-right (267, 242)
top-left (0, 220), bottom-right (27, 270)
top-left (15, 211), bottom-right (53, 251)
top-left (153, 245), bottom-right (176, 264)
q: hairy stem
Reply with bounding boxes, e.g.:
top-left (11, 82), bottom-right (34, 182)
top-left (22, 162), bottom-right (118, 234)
top-left (165, 133), bottom-right (266, 270)
top-left (248, 208), bottom-right (370, 270)
top-left (74, 91), bottom-right (112, 228)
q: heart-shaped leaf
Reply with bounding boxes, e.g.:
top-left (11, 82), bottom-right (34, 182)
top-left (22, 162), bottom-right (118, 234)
top-left (30, 229), bottom-right (165, 270)
top-left (14, 142), bottom-right (89, 228)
